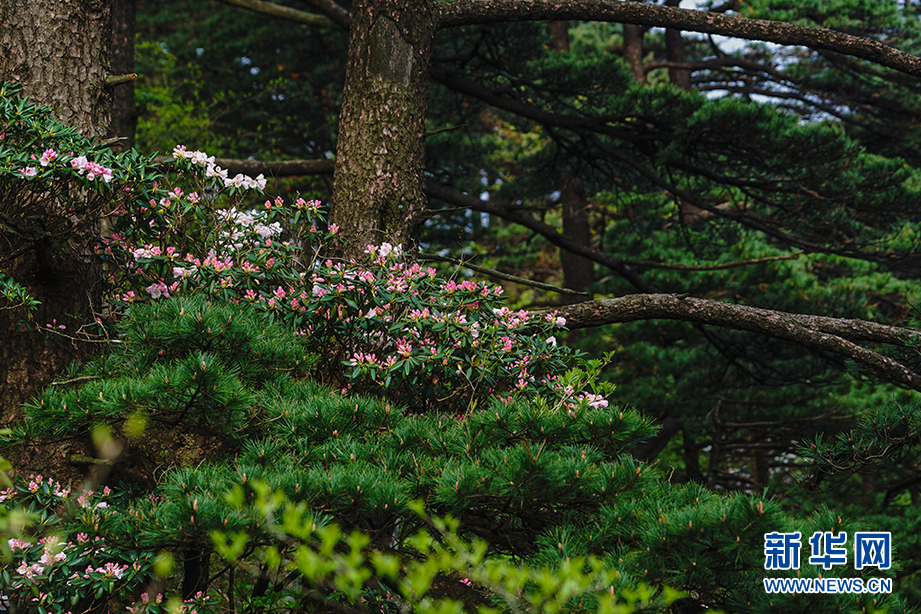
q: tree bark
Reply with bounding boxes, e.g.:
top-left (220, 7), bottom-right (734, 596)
top-left (547, 21), bottom-right (570, 52)
top-left (558, 174), bottom-right (593, 307)
top-left (0, 0), bottom-right (112, 429)
top-left (0, 0), bottom-right (112, 139)
top-left (330, 0), bottom-right (436, 258)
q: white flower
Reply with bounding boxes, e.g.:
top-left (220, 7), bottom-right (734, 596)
top-left (555, 316), bottom-right (567, 327)
top-left (70, 155), bottom-right (88, 172)
top-left (132, 247), bottom-right (154, 260)
top-left (378, 242), bottom-right (403, 259)
top-left (254, 222), bottom-right (282, 239)
top-left (224, 173), bottom-right (247, 188)
top-left (547, 336), bottom-right (556, 347)
top-left (39, 149), bottom-right (57, 166)
top-left (172, 267), bottom-right (192, 279)
top-left (581, 393), bottom-right (608, 409)
top-left (242, 174), bottom-right (266, 190)
top-left (206, 164), bottom-right (228, 180)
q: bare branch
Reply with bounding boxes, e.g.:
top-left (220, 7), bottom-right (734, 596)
top-left (551, 293), bottom-right (921, 346)
top-left (419, 253), bottom-right (589, 296)
top-left (104, 73), bottom-right (136, 87)
top-left (215, 0), bottom-right (338, 28)
top-left (617, 252), bottom-right (803, 271)
top-left (435, 0), bottom-right (921, 79)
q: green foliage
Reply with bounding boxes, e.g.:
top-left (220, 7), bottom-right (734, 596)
top-left (8, 296), bottom-right (912, 612)
top-left (7, 0), bottom-right (921, 611)
top-left (19, 295), bottom-right (312, 446)
top-left (210, 487), bottom-right (685, 614)
top-left (737, 0), bottom-right (905, 31)
top-left (0, 271), bottom-right (38, 313)
top-left (134, 40), bottom-right (230, 156)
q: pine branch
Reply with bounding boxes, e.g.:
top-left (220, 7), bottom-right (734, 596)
top-left (435, 0), bottom-right (921, 78)
top-left (614, 252), bottom-right (804, 271)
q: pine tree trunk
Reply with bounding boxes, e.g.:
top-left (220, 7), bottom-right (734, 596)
top-left (0, 0), bottom-right (112, 139)
top-left (0, 0), bottom-right (112, 433)
top-left (330, 0), bottom-right (435, 259)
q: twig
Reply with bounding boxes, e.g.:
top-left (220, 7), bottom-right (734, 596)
top-left (419, 253), bottom-right (590, 297)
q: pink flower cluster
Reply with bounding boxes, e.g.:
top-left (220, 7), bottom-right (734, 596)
top-left (1, 481), bottom-right (154, 610)
top-left (70, 155), bottom-right (114, 183)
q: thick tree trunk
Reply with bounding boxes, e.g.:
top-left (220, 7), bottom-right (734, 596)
top-left (548, 21), bottom-right (570, 51)
top-left (0, 0), bottom-right (112, 139)
top-left (0, 0), bottom-right (112, 434)
top-left (331, 0), bottom-right (435, 258)
top-left (621, 0), bottom-right (645, 84)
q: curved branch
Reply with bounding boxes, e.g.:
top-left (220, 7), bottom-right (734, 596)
top-left (292, 0), bottom-right (352, 29)
top-left (215, 0), bottom-right (339, 28)
top-left (548, 293), bottom-right (921, 391)
top-left (435, 0), bottom-right (921, 78)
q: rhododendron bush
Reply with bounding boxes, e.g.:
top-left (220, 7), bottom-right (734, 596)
top-left (1, 79), bottom-right (600, 413)
top-left (101, 145), bottom-right (607, 414)
top-left (0, 475), bottom-right (214, 614)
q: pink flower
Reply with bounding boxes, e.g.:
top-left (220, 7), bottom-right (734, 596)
top-left (39, 149), bottom-right (58, 166)
top-left (19, 166), bottom-right (37, 177)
